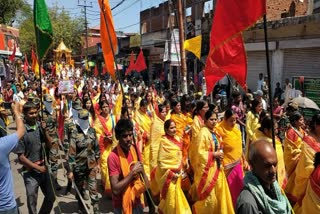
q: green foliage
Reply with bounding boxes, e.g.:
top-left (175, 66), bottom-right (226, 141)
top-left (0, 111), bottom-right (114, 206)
top-left (18, 5), bottom-right (84, 61)
top-left (0, 0), bottom-right (26, 25)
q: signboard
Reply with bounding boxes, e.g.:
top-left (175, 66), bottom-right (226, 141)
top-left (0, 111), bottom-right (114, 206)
top-left (170, 28), bottom-right (181, 66)
top-left (293, 76), bottom-right (320, 119)
top-left (58, 80), bottom-right (74, 94)
top-left (129, 34), bottom-right (141, 48)
top-left (0, 25), bottom-right (22, 57)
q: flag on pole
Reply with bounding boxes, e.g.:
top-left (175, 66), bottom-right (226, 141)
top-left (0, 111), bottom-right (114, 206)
top-left (134, 49), bottom-right (147, 72)
top-left (34, 0), bottom-right (53, 60)
top-left (184, 35), bottom-right (202, 59)
top-left (98, 0), bottom-right (117, 79)
top-left (9, 45), bottom-right (16, 62)
top-left (31, 49), bottom-right (40, 77)
top-left (125, 51), bottom-right (135, 76)
top-left (204, 0), bottom-right (266, 95)
top-left (23, 54), bottom-right (29, 74)
top-left (94, 65), bottom-right (99, 77)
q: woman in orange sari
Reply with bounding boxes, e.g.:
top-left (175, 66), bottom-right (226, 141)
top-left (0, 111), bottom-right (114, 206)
top-left (215, 109), bottom-right (246, 208)
top-left (156, 119), bottom-right (192, 213)
top-left (93, 100), bottom-right (116, 195)
top-left (149, 104), bottom-right (167, 197)
top-left (284, 111), bottom-right (306, 202)
top-left (189, 110), bottom-right (234, 214)
top-left (134, 99), bottom-right (153, 180)
top-left (252, 116), bottom-right (287, 189)
top-left (292, 114), bottom-right (320, 212)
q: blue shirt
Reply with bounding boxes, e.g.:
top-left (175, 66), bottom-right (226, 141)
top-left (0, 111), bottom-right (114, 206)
top-left (0, 133), bottom-right (19, 211)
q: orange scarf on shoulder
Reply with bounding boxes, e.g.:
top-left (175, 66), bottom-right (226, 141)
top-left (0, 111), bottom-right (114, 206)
top-left (117, 145), bottom-right (145, 214)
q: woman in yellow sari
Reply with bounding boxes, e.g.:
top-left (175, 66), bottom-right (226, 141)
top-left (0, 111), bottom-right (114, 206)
top-left (156, 119), bottom-right (192, 214)
top-left (292, 114), bottom-right (320, 213)
top-left (245, 99), bottom-right (263, 159)
top-left (170, 99), bottom-right (193, 166)
top-left (284, 111), bottom-right (306, 202)
top-left (149, 104), bottom-right (167, 197)
top-left (134, 99), bottom-right (153, 180)
top-left (299, 152), bottom-right (320, 214)
top-left (252, 116), bottom-right (287, 189)
top-left (190, 110), bottom-right (234, 214)
top-left (216, 109), bottom-right (246, 208)
top-left (93, 100), bottom-right (116, 196)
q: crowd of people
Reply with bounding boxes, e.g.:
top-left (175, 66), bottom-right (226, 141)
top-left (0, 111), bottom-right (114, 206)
top-left (0, 65), bottom-right (320, 214)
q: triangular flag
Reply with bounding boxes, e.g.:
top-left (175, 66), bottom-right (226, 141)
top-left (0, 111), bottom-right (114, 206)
top-left (23, 54), bottom-right (29, 74)
top-left (134, 49), bottom-right (147, 72)
top-left (9, 45), bottom-right (16, 62)
top-left (184, 35), bottom-right (202, 59)
top-left (94, 65), bottom-right (99, 77)
top-left (34, 0), bottom-right (53, 60)
top-left (98, 0), bottom-right (117, 79)
top-left (125, 51), bottom-right (135, 76)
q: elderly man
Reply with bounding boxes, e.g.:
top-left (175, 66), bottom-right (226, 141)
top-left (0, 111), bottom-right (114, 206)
top-left (236, 139), bottom-right (292, 214)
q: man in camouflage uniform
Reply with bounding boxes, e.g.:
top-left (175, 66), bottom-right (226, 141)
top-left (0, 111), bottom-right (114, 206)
top-left (42, 94), bottom-right (61, 190)
top-left (67, 109), bottom-right (100, 214)
top-left (63, 97), bottom-right (82, 195)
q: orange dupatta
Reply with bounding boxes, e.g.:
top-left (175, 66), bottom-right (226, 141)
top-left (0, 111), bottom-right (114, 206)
top-left (117, 145), bottom-right (145, 214)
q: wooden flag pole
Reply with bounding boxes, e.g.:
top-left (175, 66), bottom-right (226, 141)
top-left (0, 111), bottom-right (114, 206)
top-left (263, 14), bottom-right (276, 151)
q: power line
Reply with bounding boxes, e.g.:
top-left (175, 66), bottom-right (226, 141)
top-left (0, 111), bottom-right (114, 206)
top-left (113, 0), bottom-right (140, 17)
top-left (116, 22), bottom-right (140, 30)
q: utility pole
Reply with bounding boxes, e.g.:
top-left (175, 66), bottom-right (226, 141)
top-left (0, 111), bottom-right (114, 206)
top-left (177, 0), bottom-right (188, 94)
top-left (78, 0), bottom-right (92, 64)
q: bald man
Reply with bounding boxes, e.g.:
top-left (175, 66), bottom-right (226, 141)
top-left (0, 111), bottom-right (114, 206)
top-left (236, 140), bottom-right (292, 214)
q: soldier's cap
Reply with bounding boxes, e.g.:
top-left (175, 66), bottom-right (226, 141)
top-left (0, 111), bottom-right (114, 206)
top-left (43, 94), bottom-right (53, 102)
top-left (78, 109), bottom-right (89, 120)
top-left (72, 99), bottom-right (82, 110)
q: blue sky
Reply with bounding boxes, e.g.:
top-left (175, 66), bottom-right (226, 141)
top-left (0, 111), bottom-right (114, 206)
top-left (26, 0), bottom-right (163, 33)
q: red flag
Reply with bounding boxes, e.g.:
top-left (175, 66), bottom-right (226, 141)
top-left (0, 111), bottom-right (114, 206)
top-left (204, 0), bottom-right (266, 94)
top-left (125, 51), bottom-right (135, 76)
top-left (94, 65), bottom-right (98, 77)
top-left (9, 45), bottom-right (16, 62)
top-left (23, 54), bottom-right (29, 74)
top-left (58, 107), bottom-right (64, 141)
top-left (51, 64), bottom-right (56, 77)
top-left (41, 67), bottom-right (46, 75)
top-left (134, 49), bottom-right (147, 72)
top-left (102, 66), bottom-right (108, 75)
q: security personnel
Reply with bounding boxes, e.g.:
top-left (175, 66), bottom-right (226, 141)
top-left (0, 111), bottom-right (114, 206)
top-left (63, 97), bottom-right (82, 195)
top-left (42, 94), bottom-right (61, 190)
top-left (67, 109), bottom-right (100, 214)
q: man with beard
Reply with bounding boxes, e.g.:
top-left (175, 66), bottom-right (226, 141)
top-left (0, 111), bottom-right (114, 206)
top-left (15, 101), bottom-right (55, 214)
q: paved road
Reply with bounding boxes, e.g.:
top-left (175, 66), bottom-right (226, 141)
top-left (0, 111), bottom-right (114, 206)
top-left (8, 117), bottom-right (115, 214)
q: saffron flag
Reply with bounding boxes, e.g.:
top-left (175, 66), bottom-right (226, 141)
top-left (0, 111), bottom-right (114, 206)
top-left (98, 0), bottom-right (117, 79)
top-left (9, 45), bottom-right (16, 62)
top-left (204, 0), bottom-right (266, 94)
top-left (23, 54), bottom-right (29, 74)
top-left (134, 49), bottom-right (147, 72)
top-left (34, 0), bottom-right (53, 60)
top-left (125, 51), bottom-right (135, 76)
top-left (94, 65), bottom-right (99, 77)
top-left (31, 49), bottom-right (40, 77)
top-left (184, 35), bottom-right (202, 59)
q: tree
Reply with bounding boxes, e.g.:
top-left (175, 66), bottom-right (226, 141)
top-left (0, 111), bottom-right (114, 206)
top-left (19, 5), bottom-right (84, 62)
top-left (0, 0), bottom-right (27, 25)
